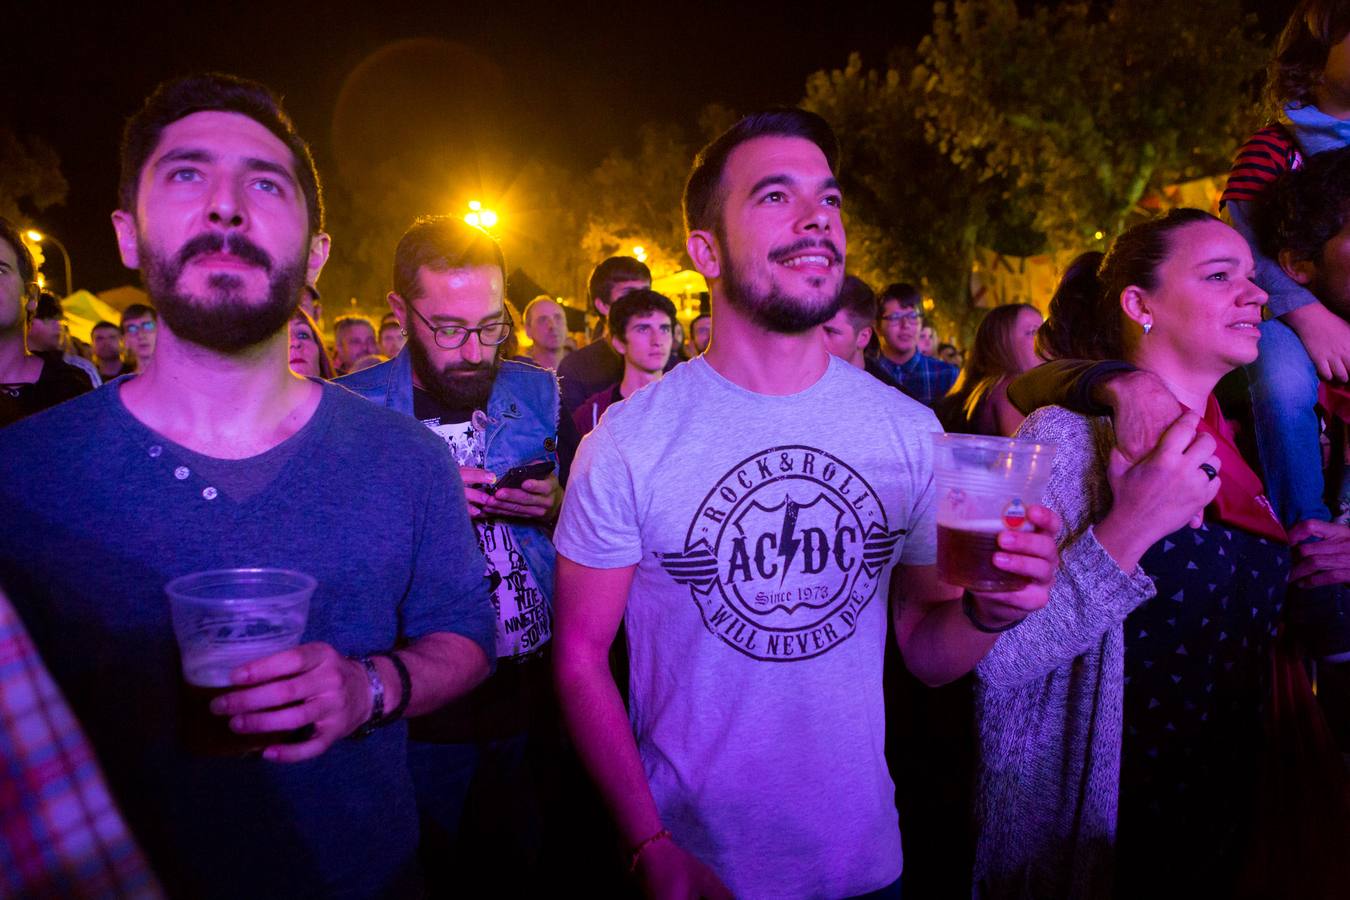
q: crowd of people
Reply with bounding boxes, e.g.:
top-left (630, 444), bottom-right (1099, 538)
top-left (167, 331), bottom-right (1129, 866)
top-left (3, 2), bottom-right (1350, 898)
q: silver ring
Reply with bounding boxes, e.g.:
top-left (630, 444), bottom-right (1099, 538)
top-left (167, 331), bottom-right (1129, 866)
top-left (1199, 463), bottom-right (1218, 481)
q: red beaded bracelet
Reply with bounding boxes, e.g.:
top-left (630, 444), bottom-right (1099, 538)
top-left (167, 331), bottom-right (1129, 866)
top-left (628, 828), bottom-right (673, 873)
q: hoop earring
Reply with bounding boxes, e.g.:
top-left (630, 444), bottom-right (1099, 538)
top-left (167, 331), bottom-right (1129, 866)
top-left (400, 328), bottom-right (408, 337)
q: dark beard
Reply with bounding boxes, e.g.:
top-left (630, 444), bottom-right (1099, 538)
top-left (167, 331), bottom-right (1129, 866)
top-left (720, 235), bottom-right (844, 334)
top-left (407, 333), bottom-right (498, 410)
top-left (142, 232), bottom-right (305, 354)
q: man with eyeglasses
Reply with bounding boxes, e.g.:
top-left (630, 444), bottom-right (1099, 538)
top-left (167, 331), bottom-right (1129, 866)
top-left (340, 214), bottom-right (563, 891)
top-left (874, 282), bottom-right (957, 409)
top-left (120, 303), bottom-right (158, 371)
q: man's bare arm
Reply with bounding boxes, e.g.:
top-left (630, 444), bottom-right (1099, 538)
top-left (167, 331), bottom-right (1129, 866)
top-left (890, 563), bottom-right (987, 686)
top-left (553, 556), bottom-right (729, 898)
top-left (553, 558), bottom-right (660, 843)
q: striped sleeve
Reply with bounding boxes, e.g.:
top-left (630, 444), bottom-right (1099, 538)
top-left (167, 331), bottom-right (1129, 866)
top-left (1221, 124), bottom-right (1300, 207)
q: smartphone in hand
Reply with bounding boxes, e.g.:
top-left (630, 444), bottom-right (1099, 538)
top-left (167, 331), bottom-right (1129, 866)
top-left (486, 459), bottom-right (556, 494)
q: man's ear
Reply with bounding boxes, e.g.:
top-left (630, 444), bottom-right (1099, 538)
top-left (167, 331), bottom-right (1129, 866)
top-left (856, 325), bottom-right (873, 352)
top-left (610, 334), bottom-right (627, 357)
top-left (306, 232), bottom-right (332, 286)
top-left (1278, 248), bottom-right (1317, 286)
top-left (387, 292), bottom-right (408, 332)
top-left (687, 230), bottom-right (721, 281)
top-left (111, 210), bottom-right (140, 270)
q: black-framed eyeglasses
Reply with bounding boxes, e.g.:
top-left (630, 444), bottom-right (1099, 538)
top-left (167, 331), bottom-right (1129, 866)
top-left (406, 304), bottom-right (513, 350)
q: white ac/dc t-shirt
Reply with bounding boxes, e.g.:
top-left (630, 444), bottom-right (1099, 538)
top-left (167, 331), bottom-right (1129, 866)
top-left (554, 356), bottom-right (939, 899)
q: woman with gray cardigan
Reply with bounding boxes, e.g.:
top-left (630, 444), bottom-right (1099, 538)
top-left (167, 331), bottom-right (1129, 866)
top-left (973, 210), bottom-right (1292, 898)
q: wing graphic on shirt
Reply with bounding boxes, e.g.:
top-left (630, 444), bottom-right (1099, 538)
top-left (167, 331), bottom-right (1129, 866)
top-left (654, 539), bottom-right (718, 593)
top-left (861, 522), bottom-right (908, 578)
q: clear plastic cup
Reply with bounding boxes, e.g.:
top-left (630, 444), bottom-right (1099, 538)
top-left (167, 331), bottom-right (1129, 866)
top-left (166, 568), bottom-right (315, 755)
top-left (931, 433), bottom-right (1057, 591)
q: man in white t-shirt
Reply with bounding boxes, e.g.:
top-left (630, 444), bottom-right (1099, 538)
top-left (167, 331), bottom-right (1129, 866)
top-left (552, 108), bottom-right (1062, 899)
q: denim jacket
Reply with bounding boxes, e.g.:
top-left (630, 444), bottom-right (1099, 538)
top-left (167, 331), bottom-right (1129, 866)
top-left (338, 350), bottom-right (560, 605)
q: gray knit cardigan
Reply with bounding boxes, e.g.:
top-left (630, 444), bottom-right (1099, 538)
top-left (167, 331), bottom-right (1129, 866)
top-left (972, 406), bottom-right (1157, 899)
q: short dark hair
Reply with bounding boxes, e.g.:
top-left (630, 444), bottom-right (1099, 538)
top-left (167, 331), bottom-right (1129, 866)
top-left (836, 275), bottom-right (877, 330)
top-left (119, 73), bottom-right (324, 235)
top-left (1267, 0), bottom-right (1350, 109)
top-left (683, 107), bottom-right (839, 235)
top-left (0, 218), bottom-right (35, 292)
top-left (587, 257), bottom-right (651, 311)
top-left (1254, 144), bottom-right (1350, 265)
top-left (608, 289), bottom-right (677, 340)
top-left (1039, 208), bottom-right (1219, 361)
top-left (120, 303), bottom-right (157, 329)
top-left (378, 319), bottom-right (401, 337)
top-left (33, 291), bottom-right (62, 320)
top-left (879, 283), bottom-right (923, 314)
top-left (92, 320), bottom-right (121, 336)
top-left (393, 216), bottom-right (505, 302)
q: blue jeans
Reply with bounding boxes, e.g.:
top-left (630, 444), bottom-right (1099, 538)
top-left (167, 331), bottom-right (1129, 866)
top-left (1248, 317), bottom-right (1350, 658)
top-left (1246, 317), bottom-right (1330, 526)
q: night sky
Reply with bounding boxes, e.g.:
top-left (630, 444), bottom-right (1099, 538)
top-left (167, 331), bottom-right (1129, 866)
top-left (7, 0), bottom-right (1294, 296)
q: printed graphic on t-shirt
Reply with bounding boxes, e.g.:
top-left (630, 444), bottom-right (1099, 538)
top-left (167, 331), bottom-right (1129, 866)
top-left (420, 413), bottom-right (552, 658)
top-left (655, 444), bottom-right (905, 662)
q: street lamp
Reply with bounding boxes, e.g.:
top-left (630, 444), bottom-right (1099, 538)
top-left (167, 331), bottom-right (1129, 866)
top-left (25, 229), bottom-right (72, 296)
top-left (464, 200), bottom-right (499, 231)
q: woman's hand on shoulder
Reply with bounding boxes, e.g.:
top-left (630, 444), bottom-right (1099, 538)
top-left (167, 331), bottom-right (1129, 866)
top-left (1095, 411), bottom-right (1222, 571)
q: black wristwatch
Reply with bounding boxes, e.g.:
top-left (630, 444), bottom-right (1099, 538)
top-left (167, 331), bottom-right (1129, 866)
top-left (352, 652), bottom-right (412, 738)
top-left (353, 655), bottom-right (386, 739)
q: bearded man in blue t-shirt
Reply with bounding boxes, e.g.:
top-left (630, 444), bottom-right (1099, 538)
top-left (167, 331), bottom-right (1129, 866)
top-left (0, 74), bottom-right (495, 899)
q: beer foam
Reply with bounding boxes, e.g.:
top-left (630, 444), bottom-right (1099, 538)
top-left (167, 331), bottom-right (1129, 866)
top-left (936, 517), bottom-right (1006, 532)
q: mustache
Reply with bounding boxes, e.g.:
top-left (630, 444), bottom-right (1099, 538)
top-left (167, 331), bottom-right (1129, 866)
top-left (442, 359), bottom-right (492, 374)
top-left (769, 238), bottom-right (842, 264)
top-left (177, 232), bottom-right (274, 271)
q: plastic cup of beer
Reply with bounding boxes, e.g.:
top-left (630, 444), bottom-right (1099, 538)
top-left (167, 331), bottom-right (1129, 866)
top-left (932, 433), bottom-right (1056, 592)
top-left (166, 568), bottom-right (315, 756)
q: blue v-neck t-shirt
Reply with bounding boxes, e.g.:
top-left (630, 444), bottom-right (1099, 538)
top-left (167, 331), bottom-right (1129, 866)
top-left (0, 379), bottom-right (494, 898)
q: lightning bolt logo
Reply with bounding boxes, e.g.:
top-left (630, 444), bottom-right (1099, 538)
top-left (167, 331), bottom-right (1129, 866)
top-left (776, 497), bottom-right (802, 586)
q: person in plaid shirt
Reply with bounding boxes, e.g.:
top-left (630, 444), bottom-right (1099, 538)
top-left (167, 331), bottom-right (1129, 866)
top-left (1, 589), bottom-right (160, 899)
top-left (873, 282), bottom-right (958, 408)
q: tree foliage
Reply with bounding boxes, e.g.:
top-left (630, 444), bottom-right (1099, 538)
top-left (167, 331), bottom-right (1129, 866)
top-left (577, 104), bottom-right (739, 281)
top-left (918, 0), bottom-right (1265, 246)
top-left (581, 121), bottom-right (692, 280)
top-left (0, 129), bottom-right (68, 225)
top-left (803, 51), bottom-right (1035, 340)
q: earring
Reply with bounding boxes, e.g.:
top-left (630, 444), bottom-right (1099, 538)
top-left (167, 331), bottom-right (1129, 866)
top-left (1142, 320), bottom-right (1153, 335)
top-left (400, 328), bottom-right (408, 337)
